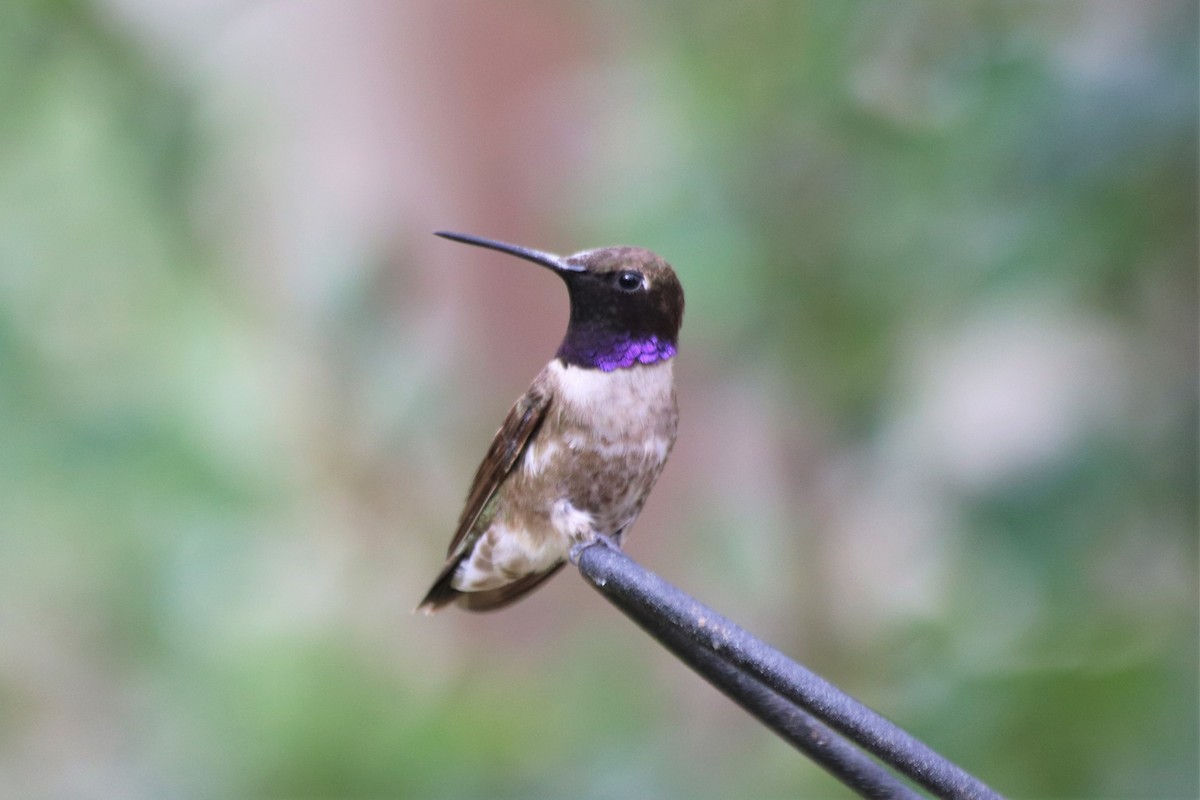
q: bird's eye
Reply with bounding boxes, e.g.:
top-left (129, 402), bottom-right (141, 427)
top-left (616, 271), bottom-right (644, 291)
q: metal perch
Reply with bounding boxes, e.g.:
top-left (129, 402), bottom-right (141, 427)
top-left (572, 539), bottom-right (1004, 800)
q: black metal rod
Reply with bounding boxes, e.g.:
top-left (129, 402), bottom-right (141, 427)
top-left (621, 592), bottom-right (923, 799)
top-left (574, 541), bottom-right (1003, 800)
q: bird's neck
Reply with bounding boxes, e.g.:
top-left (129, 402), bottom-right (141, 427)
top-left (557, 327), bottom-right (677, 372)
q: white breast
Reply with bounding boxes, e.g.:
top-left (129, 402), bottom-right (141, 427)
top-left (548, 358), bottom-right (676, 438)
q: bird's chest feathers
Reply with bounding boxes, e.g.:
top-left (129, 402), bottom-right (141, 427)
top-left (520, 359), bottom-right (677, 482)
top-left (549, 358), bottom-right (675, 441)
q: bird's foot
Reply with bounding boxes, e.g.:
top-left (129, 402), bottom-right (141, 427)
top-left (569, 532), bottom-right (621, 565)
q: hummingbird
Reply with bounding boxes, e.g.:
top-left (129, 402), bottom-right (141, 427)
top-left (417, 231), bottom-right (684, 613)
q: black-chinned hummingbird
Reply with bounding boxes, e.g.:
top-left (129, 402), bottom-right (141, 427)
top-left (417, 231), bottom-right (684, 613)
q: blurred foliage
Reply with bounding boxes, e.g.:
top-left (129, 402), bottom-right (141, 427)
top-left (0, 1), bottom-right (1196, 798)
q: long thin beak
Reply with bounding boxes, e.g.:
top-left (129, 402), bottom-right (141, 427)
top-left (435, 231), bottom-right (584, 273)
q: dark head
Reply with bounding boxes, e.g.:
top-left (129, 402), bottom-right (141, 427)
top-left (436, 231), bottom-right (684, 372)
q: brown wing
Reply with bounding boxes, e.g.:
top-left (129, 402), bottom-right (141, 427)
top-left (447, 378), bottom-right (553, 557)
top-left (416, 376), bottom-right (553, 613)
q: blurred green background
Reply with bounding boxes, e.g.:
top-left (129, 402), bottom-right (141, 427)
top-left (1, 1), bottom-right (1196, 797)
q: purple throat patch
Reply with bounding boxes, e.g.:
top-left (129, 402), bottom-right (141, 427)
top-left (594, 335), bottom-right (677, 372)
